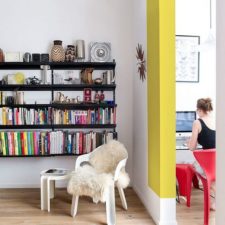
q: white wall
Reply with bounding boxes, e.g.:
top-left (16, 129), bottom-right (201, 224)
top-left (132, 0), bottom-right (148, 209)
top-left (216, 0), bottom-right (225, 223)
top-left (176, 0), bottom-right (216, 163)
top-left (176, 0), bottom-right (216, 111)
top-left (0, 0), bottom-right (134, 187)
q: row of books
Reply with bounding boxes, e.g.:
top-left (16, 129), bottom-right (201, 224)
top-left (0, 107), bottom-right (51, 125)
top-left (0, 131), bottom-right (117, 156)
top-left (0, 107), bottom-right (116, 125)
top-left (53, 108), bottom-right (116, 125)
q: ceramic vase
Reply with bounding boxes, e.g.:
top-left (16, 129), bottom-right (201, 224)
top-left (0, 48), bottom-right (4, 62)
top-left (51, 40), bottom-right (65, 62)
top-left (65, 45), bottom-right (76, 62)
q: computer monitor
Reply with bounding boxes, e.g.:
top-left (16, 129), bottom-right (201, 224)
top-left (176, 111), bottom-right (196, 133)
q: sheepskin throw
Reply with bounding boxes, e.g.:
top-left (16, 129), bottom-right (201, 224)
top-left (67, 140), bottom-right (130, 203)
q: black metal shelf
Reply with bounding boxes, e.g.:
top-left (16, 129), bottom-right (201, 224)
top-left (0, 103), bottom-right (116, 109)
top-left (51, 84), bottom-right (116, 91)
top-left (0, 84), bottom-right (52, 91)
top-left (0, 125), bottom-right (53, 129)
top-left (53, 124), bottom-right (116, 129)
top-left (0, 60), bottom-right (117, 158)
top-left (0, 104), bottom-right (51, 108)
top-left (0, 124), bottom-right (116, 129)
top-left (51, 103), bottom-right (117, 109)
top-left (0, 84), bottom-right (116, 91)
top-left (50, 61), bottom-right (116, 70)
top-left (0, 153), bottom-right (80, 158)
top-left (0, 61), bottom-right (116, 70)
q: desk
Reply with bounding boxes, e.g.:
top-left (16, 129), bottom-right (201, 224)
top-left (176, 164), bottom-right (199, 207)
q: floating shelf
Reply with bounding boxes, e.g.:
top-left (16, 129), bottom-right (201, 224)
top-left (0, 103), bottom-right (117, 109)
top-left (0, 124), bottom-right (116, 129)
top-left (0, 153), bottom-right (79, 158)
top-left (0, 61), bottom-right (116, 70)
top-left (0, 84), bottom-right (116, 91)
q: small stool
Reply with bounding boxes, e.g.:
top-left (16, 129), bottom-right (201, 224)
top-left (40, 168), bottom-right (72, 212)
top-left (176, 164), bottom-right (199, 207)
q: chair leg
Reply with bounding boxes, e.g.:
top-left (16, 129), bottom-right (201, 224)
top-left (117, 185), bottom-right (127, 210)
top-left (106, 184), bottom-right (116, 225)
top-left (41, 176), bottom-right (47, 210)
top-left (202, 181), bottom-right (211, 225)
top-left (71, 195), bottom-right (79, 217)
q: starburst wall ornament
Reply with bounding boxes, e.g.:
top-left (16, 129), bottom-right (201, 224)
top-left (136, 44), bottom-right (146, 81)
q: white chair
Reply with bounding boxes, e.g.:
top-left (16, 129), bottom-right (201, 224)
top-left (40, 168), bottom-right (71, 212)
top-left (67, 140), bottom-right (130, 225)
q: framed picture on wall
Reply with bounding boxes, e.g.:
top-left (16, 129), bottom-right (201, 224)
top-left (176, 35), bottom-right (200, 82)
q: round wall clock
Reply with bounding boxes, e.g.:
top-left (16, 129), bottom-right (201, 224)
top-left (89, 42), bottom-right (111, 62)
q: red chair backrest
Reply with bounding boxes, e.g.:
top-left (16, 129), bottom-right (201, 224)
top-left (193, 149), bottom-right (216, 182)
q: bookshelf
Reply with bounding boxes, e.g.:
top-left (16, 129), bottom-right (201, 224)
top-left (0, 61), bottom-right (117, 157)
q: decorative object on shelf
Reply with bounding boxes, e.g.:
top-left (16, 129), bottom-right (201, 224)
top-left (54, 73), bottom-right (63, 84)
top-left (32, 53), bottom-right (41, 62)
top-left (64, 70), bottom-right (80, 84)
top-left (80, 68), bottom-right (93, 84)
top-left (26, 76), bottom-right (41, 85)
top-left (65, 45), bottom-right (76, 62)
top-left (23, 52), bottom-right (31, 62)
top-left (76, 40), bottom-right (85, 61)
top-left (136, 43), bottom-right (146, 81)
top-left (102, 70), bottom-right (113, 84)
top-left (89, 42), bottom-right (111, 62)
top-left (0, 48), bottom-right (4, 62)
top-left (94, 90), bottom-right (100, 103)
top-left (176, 35), bottom-right (200, 82)
top-left (40, 65), bottom-right (50, 84)
top-left (99, 90), bottom-right (105, 102)
top-left (4, 52), bottom-right (23, 62)
top-left (0, 79), bottom-right (6, 85)
top-left (41, 54), bottom-right (49, 63)
top-left (15, 91), bottom-right (24, 104)
top-left (54, 92), bottom-right (81, 104)
top-left (5, 96), bottom-right (15, 105)
top-left (94, 78), bottom-right (103, 85)
top-left (7, 72), bottom-right (25, 84)
top-left (51, 40), bottom-right (65, 62)
top-left (83, 88), bottom-right (92, 102)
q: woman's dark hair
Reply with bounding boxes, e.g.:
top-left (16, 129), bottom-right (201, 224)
top-left (197, 98), bottom-right (213, 113)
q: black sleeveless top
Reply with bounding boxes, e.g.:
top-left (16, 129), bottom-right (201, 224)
top-left (197, 119), bottom-right (216, 149)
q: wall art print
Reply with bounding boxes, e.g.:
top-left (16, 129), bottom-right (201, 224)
top-left (176, 35), bottom-right (200, 82)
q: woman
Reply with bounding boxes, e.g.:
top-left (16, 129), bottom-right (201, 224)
top-left (187, 98), bottom-right (216, 210)
top-left (188, 98), bottom-right (216, 150)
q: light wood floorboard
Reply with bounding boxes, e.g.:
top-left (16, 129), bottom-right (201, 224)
top-left (0, 187), bottom-right (216, 225)
top-left (177, 188), bottom-right (215, 225)
top-left (0, 187), bottom-right (154, 225)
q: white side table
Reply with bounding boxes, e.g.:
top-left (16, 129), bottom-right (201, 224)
top-left (40, 168), bottom-right (72, 212)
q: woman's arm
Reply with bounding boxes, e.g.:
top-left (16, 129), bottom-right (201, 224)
top-left (187, 120), bottom-right (200, 151)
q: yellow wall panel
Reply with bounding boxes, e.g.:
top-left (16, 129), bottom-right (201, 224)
top-left (147, 0), bottom-right (175, 198)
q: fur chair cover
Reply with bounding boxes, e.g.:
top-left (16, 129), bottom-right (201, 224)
top-left (67, 140), bottom-right (130, 203)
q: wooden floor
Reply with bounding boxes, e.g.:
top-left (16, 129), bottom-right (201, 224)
top-left (177, 188), bottom-right (215, 225)
top-left (0, 188), bottom-right (154, 225)
top-left (0, 187), bottom-right (215, 225)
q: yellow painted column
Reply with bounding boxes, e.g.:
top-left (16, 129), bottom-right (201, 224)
top-left (147, 0), bottom-right (175, 198)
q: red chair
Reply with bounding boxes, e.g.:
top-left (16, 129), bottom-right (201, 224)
top-left (193, 149), bottom-right (216, 225)
top-left (176, 164), bottom-right (199, 207)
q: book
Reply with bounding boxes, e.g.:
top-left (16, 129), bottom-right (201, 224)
top-left (45, 169), bottom-right (69, 176)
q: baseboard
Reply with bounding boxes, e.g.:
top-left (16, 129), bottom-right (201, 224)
top-left (133, 184), bottom-right (177, 225)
